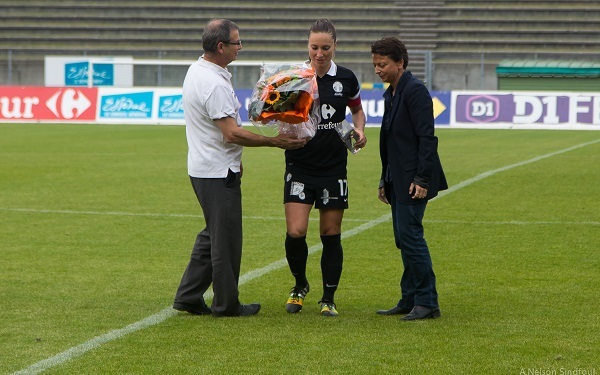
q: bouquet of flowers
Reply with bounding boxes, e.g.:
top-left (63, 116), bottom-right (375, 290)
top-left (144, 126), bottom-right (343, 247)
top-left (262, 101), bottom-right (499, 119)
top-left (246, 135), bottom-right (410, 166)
top-left (248, 63), bottom-right (320, 139)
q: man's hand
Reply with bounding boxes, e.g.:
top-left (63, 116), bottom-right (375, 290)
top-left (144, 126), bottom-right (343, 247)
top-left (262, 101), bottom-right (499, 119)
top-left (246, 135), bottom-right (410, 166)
top-left (272, 132), bottom-right (308, 150)
top-left (216, 117), bottom-right (307, 149)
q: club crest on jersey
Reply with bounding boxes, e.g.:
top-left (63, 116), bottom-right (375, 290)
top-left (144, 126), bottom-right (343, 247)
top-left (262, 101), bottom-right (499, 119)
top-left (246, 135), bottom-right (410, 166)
top-left (321, 104), bottom-right (336, 120)
top-left (333, 81), bottom-right (343, 97)
top-left (290, 181), bottom-right (305, 200)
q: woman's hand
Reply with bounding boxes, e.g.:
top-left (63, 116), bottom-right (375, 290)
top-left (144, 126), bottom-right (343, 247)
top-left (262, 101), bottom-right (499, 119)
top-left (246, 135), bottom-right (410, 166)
top-left (353, 127), bottom-right (367, 149)
top-left (378, 187), bottom-right (389, 204)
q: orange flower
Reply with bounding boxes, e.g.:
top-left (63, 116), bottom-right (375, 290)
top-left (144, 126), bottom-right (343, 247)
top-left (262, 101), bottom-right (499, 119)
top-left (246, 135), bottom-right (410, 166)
top-left (257, 92), bottom-right (314, 124)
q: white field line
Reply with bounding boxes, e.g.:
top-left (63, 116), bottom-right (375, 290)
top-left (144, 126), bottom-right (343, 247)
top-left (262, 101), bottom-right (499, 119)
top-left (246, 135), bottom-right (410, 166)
top-left (2, 207), bottom-right (597, 227)
top-left (11, 138), bottom-right (600, 375)
top-left (427, 220), bottom-right (600, 226)
top-left (0, 208), bottom-right (368, 222)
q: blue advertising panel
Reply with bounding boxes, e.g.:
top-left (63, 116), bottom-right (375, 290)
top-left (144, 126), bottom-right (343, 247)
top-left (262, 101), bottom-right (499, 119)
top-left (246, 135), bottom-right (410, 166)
top-left (99, 91), bottom-right (153, 119)
top-left (238, 89), bottom-right (253, 124)
top-left (65, 62), bottom-right (114, 86)
top-left (158, 94), bottom-right (184, 119)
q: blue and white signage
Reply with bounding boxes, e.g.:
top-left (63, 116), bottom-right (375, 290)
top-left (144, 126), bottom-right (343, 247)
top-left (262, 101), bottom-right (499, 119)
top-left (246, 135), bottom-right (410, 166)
top-left (99, 91), bottom-right (153, 119)
top-left (158, 94), bottom-right (184, 119)
top-left (65, 62), bottom-right (114, 86)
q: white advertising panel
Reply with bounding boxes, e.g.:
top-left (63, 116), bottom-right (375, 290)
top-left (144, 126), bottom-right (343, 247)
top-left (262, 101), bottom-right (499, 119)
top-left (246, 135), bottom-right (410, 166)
top-left (44, 56), bottom-right (134, 87)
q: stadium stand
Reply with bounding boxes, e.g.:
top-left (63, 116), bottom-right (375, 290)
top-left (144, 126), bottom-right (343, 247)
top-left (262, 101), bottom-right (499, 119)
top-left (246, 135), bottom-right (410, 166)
top-left (438, 0), bottom-right (600, 55)
top-left (0, 1), bottom-right (401, 59)
top-left (1, 0), bottom-right (600, 89)
top-left (433, 0), bottom-right (600, 89)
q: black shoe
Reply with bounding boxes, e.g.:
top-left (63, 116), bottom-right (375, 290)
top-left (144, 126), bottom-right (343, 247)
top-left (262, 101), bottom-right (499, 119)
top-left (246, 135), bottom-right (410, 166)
top-left (238, 303), bottom-right (261, 317)
top-left (173, 302), bottom-right (212, 315)
top-left (376, 305), bottom-right (412, 316)
top-left (401, 306), bottom-right (441, 321)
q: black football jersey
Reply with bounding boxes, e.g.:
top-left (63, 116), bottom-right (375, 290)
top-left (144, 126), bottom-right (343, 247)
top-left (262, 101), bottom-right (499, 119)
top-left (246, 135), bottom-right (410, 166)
top-left (285, 64), bottom-right (360, 176)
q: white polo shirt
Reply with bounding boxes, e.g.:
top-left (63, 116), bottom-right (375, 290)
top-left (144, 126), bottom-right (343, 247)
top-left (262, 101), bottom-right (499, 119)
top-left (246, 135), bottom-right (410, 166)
top-left (183, 57), bottom-right (243, 178)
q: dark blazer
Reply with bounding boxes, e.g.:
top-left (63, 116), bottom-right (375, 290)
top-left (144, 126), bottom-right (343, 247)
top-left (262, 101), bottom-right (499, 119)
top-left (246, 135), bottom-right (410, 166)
top-left (379, 71), bottom-right (448, 205)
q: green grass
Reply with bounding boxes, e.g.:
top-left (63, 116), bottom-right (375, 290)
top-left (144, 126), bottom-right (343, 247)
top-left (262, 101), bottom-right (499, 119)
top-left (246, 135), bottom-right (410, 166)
top-left (1, 124), bottom-right (599, 374)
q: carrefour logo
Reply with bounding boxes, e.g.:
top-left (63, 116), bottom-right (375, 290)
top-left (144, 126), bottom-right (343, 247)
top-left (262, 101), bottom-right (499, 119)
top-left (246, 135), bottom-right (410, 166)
top-left (46, 89), bottom-right (92, 119)
top-left (100, 92), bottom-right (153, 118)
top-left (321, 104), bottom-right (336, 120)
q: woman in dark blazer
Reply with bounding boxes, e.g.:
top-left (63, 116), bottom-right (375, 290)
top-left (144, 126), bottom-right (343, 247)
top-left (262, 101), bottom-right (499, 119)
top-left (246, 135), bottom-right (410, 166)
top-left (371, 37), bottom-right (448, 320)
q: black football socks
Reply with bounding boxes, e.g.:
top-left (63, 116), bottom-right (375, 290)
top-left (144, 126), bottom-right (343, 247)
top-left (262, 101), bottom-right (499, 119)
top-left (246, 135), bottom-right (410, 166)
top-left (285, 233), bottom-right (309, 288)
top-left (320, 233), bottom-right (343, 303)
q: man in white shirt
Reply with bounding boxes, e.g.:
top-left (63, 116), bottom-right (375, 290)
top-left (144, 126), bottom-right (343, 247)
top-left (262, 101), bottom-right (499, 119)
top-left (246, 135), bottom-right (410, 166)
top-left (173, 19), bottom-right (306, 317)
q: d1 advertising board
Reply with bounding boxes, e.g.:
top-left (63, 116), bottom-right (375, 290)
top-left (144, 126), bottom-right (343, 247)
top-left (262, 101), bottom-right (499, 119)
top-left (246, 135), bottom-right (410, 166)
top-left (453, 91), bottom-right (600, 129)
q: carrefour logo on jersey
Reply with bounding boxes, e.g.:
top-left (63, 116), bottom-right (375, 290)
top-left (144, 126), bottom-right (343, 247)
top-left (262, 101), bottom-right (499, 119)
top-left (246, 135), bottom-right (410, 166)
top-left (99, 92), bottom-right (153, 119)
top-left (321, 103), bottom-right (336, 120)
top-left (158, 94), bottom-right (184, 119)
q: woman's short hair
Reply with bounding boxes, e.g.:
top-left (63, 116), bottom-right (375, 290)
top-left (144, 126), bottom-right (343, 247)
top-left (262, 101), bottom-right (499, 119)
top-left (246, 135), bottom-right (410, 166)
top-left (371, 37), bottom-right (409, 69)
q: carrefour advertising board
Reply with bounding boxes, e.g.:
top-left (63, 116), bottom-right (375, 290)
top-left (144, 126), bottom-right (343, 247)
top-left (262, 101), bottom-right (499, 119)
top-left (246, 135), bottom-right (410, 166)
top-left (0, 87), bottom-right (98, 121)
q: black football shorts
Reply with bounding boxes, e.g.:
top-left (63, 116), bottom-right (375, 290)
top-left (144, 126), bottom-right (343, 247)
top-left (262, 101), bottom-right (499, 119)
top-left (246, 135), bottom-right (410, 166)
top-left (283, 170), bottom-right (349, 209)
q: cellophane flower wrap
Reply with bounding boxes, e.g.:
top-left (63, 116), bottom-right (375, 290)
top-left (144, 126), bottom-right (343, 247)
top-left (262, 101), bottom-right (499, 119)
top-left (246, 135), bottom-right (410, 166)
top-left (248, 63), bottom-right (320, 139)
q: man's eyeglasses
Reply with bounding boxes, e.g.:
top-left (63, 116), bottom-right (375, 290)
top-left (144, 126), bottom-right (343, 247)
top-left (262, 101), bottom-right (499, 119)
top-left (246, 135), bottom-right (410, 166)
top-left (223, 40), bottom-right (242, 46)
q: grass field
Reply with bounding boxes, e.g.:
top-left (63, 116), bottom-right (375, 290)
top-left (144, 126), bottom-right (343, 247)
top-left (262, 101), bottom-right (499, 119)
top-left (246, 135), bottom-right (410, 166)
top-left (1, 123), bottom-right (599, 374)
